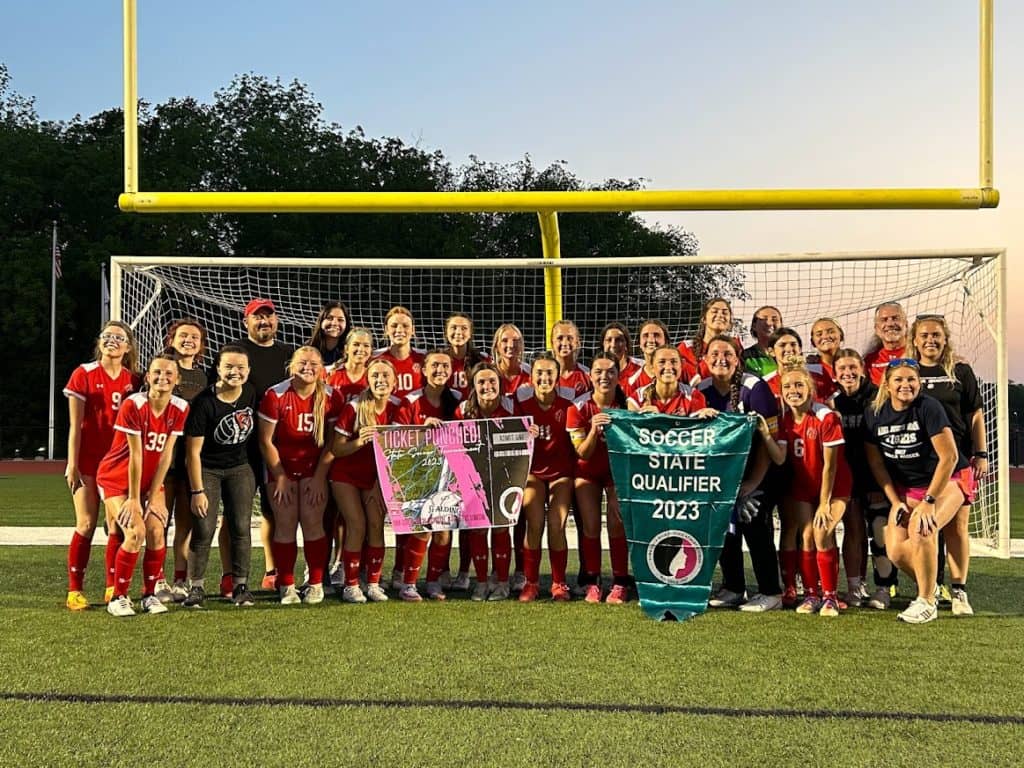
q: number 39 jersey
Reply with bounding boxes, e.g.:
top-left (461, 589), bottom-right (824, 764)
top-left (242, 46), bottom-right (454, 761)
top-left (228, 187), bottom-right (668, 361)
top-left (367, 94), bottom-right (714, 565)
top-left (63, 362), bottom-right (141, 475)
top-left (96, 393), bottom-right (189, 498)
top-left (259, 380), bottom-right (344, 478)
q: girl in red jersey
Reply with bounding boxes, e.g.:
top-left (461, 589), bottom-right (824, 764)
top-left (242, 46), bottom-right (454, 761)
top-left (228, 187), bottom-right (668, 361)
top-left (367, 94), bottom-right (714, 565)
top-left (762, 360), bottom-right (852, 617)
top-left (327, 328), bottom-right (373, 402)
top-left (627, 346), bottom-right (710, 416)
top-left (63, 321), bottom-right (141, 611)
top-left (514, 353), bottom-right (576, 602)
top-left (375, 305), bottom-right (425, 399)
top-left (444, 313), bottom-right (487, 398)
top-left (762, 328), bottom-right (836, 407)
top-left (550, 320), bottom-right (591, 399)
top-left (330, 358), bottom-right (403, 603)
top-left (567, 353), bottom-right (631, 604)
top-left (394, 350), bottom-right (462, 602)
top-left (678, 298), bottom-right (738, 385)
top-left (99, 354), bottom-right (189, 617)
top-left (622, 319), bottom-right (670, 399)
top-left (456, 362), bottom-right (517, 601)
top-left (309, 301), bottom-right (352, 371)
top-left (808, 317), bottom-right (845, 383)
top-left (258, 346), bottom-right (343, 605)
top-left (491, 323), bottom-right (532, 396)
top-left (600, 322), bottom-right (642, 388)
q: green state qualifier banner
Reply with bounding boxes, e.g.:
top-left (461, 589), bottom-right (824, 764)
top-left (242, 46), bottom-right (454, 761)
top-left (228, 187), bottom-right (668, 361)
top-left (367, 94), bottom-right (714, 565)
top-left (605, 410), bottom-right (755, 622)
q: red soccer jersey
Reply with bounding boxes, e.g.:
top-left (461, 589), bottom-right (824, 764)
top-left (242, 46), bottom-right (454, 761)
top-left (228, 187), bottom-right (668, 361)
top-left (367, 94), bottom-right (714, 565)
top-left (622, 365), bottom-right (653, 400)
top-left (628, 382), bottom-right (707, 415)
top-left (864, 345), bottom-right (907, 386)
top-left (373, 347), bottom-right (425, 399)
top-left (777, 403), bottom-right (853, 503)
top-left (498, 361), bottom-right (532, 396)
top-left (446, 353), bottom-right (491, 398)
top-left (763, 367), bottom-right (836, 409)
top-left (327, 367), bottom-right (368, 403)
top-left (95, 393), bottom-right (189, 498)
top-left (617, 357), bottom-right (642, 388)
top-left (566, 393), bottom-right (612, 483)
top-left (258, 380), bottom-right (344, 479)
top-left (455, 397), bottom-right (515, 420)
top-left (63, 362), bottom-right (141, 476)
top-left (330, 396), bottom-right (402, 489)
top-left (557, 363), bottom-right (592, 401)
top-left (514, 390), bottom-right (575, 481)
top-left (397, 388), bottom-right (462, 425)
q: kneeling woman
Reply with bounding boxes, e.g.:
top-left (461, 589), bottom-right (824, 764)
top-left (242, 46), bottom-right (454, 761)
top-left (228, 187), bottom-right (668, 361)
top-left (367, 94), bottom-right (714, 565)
top-left (864, 359), bottom-right (973, 624)
top-left (98, 354), bottom-right (189, 617)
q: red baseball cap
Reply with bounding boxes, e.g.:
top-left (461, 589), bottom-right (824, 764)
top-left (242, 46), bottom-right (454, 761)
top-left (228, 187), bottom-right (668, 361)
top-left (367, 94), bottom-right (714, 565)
top-left (244, 298), bottom-right (276, 317)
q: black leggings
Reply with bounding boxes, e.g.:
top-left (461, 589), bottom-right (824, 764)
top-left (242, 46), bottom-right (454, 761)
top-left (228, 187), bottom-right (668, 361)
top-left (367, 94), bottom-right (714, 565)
top-left (717, 485), bottom-right (781, 597)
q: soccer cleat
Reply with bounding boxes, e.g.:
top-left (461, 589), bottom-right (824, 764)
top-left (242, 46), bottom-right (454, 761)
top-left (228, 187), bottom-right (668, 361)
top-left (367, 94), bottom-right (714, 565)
top-left (279, 585), bottom-right (301, 605)
top-left (141, 594), bottom-right (168, 615)
top-left (898, 597), bottom-right (938, 624)
top-left (66, 590), bottom-right (90, 611)
top-left (708, 587), bottom-right (745, 609)
top-left (231, 585), bottom-right (255, 607)
top-left (329, 561), bottom-right (344, 588)
top-left (451, 571), bottom-right (471, 591)
top-left (571, 581), bottom-right (589, 598)
top-left (399, 584), bottom-right (423, 602)
top-left (781, 586), bottom-right (799, 609)
top-left (261, 572), bottom-right (277, 591)
top-left (849, 582), bottom-right (870, 607)
top-left (518, 582), bottom-right (540, 603)
top-left (220, 573), bottom-right (233, 599)
top-left (425, 581), bottom-right (446, 601)
top-left (583, 584), bottom-right (602, 604)
top-left (935, 583), bottom-right (953, 607)
top-left (740, 593), bottom-right (782, 613)
top-left (390, 569), bottom-right (405, 592)
top-left (170, 580), bottom-right (189, 603)
top-left (104, 586), bottom-right (115, 604)
top-left (510, 572), bottom-right (527, 593)
top-left (341, 585), bottom-right (368, 604)
top-left (183, 585), bottom-right (206, 608)
top-left (950, 588), bottom-right (974, 617)
top-left (605, 585), bottom-right (630, 605)
top-left (437, 570), bottom-right (453, 589)
top-left (365, 583), bottom-right (389, 603)
top-left (867, 586), bottom-right (891, 610)
top-left (471, 581), bottom-right (490, 602)
top-left (303, 584), bottom-right (325, 605)
top-left (796, 596), bottom-right (821, 615)
top-left (487, 583), bottom-right (510, 602)
top-left (106, 595), bottom-right (135, 617)
top-left (819, 596), bottom-right (841, 618)
top-left (153, 578), bottom-right (174, 604)
top-left (550, 582), bottom-right (571, 602)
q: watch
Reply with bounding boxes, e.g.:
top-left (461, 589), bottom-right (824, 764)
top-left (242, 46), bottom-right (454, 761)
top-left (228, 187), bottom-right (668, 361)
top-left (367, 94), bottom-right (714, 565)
top-left (923, 494), bottom-right (936, 505)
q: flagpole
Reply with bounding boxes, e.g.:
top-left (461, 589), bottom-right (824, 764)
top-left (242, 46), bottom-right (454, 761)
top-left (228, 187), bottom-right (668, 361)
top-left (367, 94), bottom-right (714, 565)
top-left (48, 221), bottom-right (57, 460)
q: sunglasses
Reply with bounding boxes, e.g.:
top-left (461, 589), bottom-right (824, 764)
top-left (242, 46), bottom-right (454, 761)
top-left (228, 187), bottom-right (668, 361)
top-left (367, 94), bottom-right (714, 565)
top-left (887, 358), bottom-right (920, 368)
top-left (915, 313), bottom-right (945, 321)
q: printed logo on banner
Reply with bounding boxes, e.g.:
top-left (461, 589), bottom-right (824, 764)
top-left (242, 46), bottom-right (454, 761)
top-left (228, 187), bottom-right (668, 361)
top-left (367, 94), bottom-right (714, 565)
top-left (646, 530), bottom-right (703, 585)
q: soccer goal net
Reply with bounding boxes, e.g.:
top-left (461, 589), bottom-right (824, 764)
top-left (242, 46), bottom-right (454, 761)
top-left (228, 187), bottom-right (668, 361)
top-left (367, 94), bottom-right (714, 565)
top-left (111, 249), bottom-right (1009, 557)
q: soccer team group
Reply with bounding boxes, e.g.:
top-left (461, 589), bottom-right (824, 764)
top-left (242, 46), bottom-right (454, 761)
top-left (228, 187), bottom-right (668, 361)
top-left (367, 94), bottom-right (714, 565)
top-left (62, 296), bottom-right (986, 625)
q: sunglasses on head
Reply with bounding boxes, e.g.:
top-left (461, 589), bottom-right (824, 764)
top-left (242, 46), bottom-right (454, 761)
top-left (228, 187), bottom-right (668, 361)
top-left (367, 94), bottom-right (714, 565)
top-left (887, 358), bottom-right (919, 368)
top-left (915, 313), bottom-right (945, 321)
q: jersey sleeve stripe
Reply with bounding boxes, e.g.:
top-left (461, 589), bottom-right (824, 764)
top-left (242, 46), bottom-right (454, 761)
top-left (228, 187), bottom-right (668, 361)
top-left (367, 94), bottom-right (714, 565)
top-left (114, 425), bottom-right (142, 435)
top-left (62, 388), bottom-right (86, 401)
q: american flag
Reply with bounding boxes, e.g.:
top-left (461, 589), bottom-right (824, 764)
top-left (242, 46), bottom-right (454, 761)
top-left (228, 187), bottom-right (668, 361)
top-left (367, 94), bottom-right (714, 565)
top-left (53, 240), bottom-right (63, 280)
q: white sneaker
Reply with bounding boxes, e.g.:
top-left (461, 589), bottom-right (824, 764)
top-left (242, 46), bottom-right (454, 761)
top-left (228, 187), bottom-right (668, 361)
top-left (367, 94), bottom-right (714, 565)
top-left (739, 593), bottom-right (782, 613)
top-left (846, 582), bottom-right (869, 608)
top-left (708, 587), bottom-right (745, 609)
top-left (141, 595), bottom-right (168, 615)
top-left (868, 586), bottom-right (891, 610)
top-left (153, 579), bottom-right (174, 604)
top-left (950, 588), bottom-right (974, 616)
top-left (509, 572), bottom-right (527, 593)
top-left (341, 585), bottom-right (367, 604)
top-left (303, 584), bottom-right (324, 604)
top-left (106, 595), bottom-right (135, 617)
top-left (399, 584), bottom-right (423, 602)
top-left (471, 581), bottom-right (490, 602)
top-left (898, 597), bottom-right (938, 624)
top-left (279, 585), bottom-right (301, 605)
top-left (390, 569), bottom-right (404, 591)
top-left (425, 581), bottom-right (446, 601)
top-left (170, 580), bottom-right (189, 603)
top-left (487, 582), bottom-right (510, 601)
top-left (365, 583), bottom-right (389, 603)
top-left (451, 571), bottom-right (471, 591)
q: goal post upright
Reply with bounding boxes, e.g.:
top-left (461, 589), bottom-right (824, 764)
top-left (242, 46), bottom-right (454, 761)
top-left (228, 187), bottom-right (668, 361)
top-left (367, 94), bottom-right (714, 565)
top-left (538, 211), bottom-right (562, 340)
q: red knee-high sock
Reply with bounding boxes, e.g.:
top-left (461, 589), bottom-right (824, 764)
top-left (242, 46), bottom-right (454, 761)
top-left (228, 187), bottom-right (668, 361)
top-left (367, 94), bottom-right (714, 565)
top-left (113, 547), bottom-right (140, 598)
top-left (173, 568), bottom-right (186, 583)
top-left (426, 540), bottom-right (452, 582)
top-left (581, 534), bottom-right (602, 578)
top-left (343, 548), bottom-right (362, 587)
top-left (105, 530), bottom-right (124, 589)
top-left (550, 548), bottom-right (568, 585)
top-left (522, 546), bottom-right (541, 584)
top-left (799, 550), bottom-right (820, 597)
top-left (68, 531), bottom-right (91, 591)
top-left (458, 530), bottom-right (472, 573)
top-left (142, 547), bottom-right (165, 596)
top-left (271, 541), bottom-right (298, 587)
top-left (780, 549), bottom-right (799, 592)
top-left (402, 537), bottom-right (428, 585)
top-left (304, 537), bottom-right (328, 585)
top-left (491, 529), bottom-right (511, 581)
top-left (393, 534), bottom-right (408, 572)
top-left (365, 545), bottom-right (386, 584)
top-left (817, 547), bottom-right (839, 596)
top-left (609, 535), bottom-right (629, 580)
top-left (470, 531), bottom-right (489, 581)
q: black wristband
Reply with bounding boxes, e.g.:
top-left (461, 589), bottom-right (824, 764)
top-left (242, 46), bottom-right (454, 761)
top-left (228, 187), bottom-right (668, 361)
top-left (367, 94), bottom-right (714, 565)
top-left (973, 451), bottom-right (988, 459)
top-left (190, 489), bottom-right (205, 496)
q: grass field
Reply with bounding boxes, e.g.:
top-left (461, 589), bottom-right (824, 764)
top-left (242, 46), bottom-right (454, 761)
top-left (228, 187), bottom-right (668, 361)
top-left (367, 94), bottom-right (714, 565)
top-left (2, 475), bottom-right (1024, 766)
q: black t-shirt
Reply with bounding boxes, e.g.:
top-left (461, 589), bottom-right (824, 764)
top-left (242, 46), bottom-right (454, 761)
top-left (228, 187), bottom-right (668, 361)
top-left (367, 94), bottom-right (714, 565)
top-left (234, 338), bottom-right (293, 406)
top-left (864, 394), bottom-right (968, 489)
top-left (185, 383), bottom-right (258, 470)
top-left (917, 362), bottom-right (983, 455)
top-left (831, 379), bottom-right (879, 492)
top-left (174, 363), bottom-right (208, 403)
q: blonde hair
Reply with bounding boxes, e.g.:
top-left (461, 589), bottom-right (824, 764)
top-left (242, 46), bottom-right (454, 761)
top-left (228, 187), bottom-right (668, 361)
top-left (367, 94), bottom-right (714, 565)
top-left (288, 346), bottom-right (327, 447)
top-left (355, 358), bottom-right (396, 430)
top-left (871, 360), bottom-right (919, 414)
top-left (491, 323), bottom-right (524, 373)
top-left (779, 356), bottom-right (815, 392)
top-left (910, 315), bottom-right (956, 378)
top-left (550, 319), bottom-right (581, 361)
top-left (384, 305), bottom-right (414, 335)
